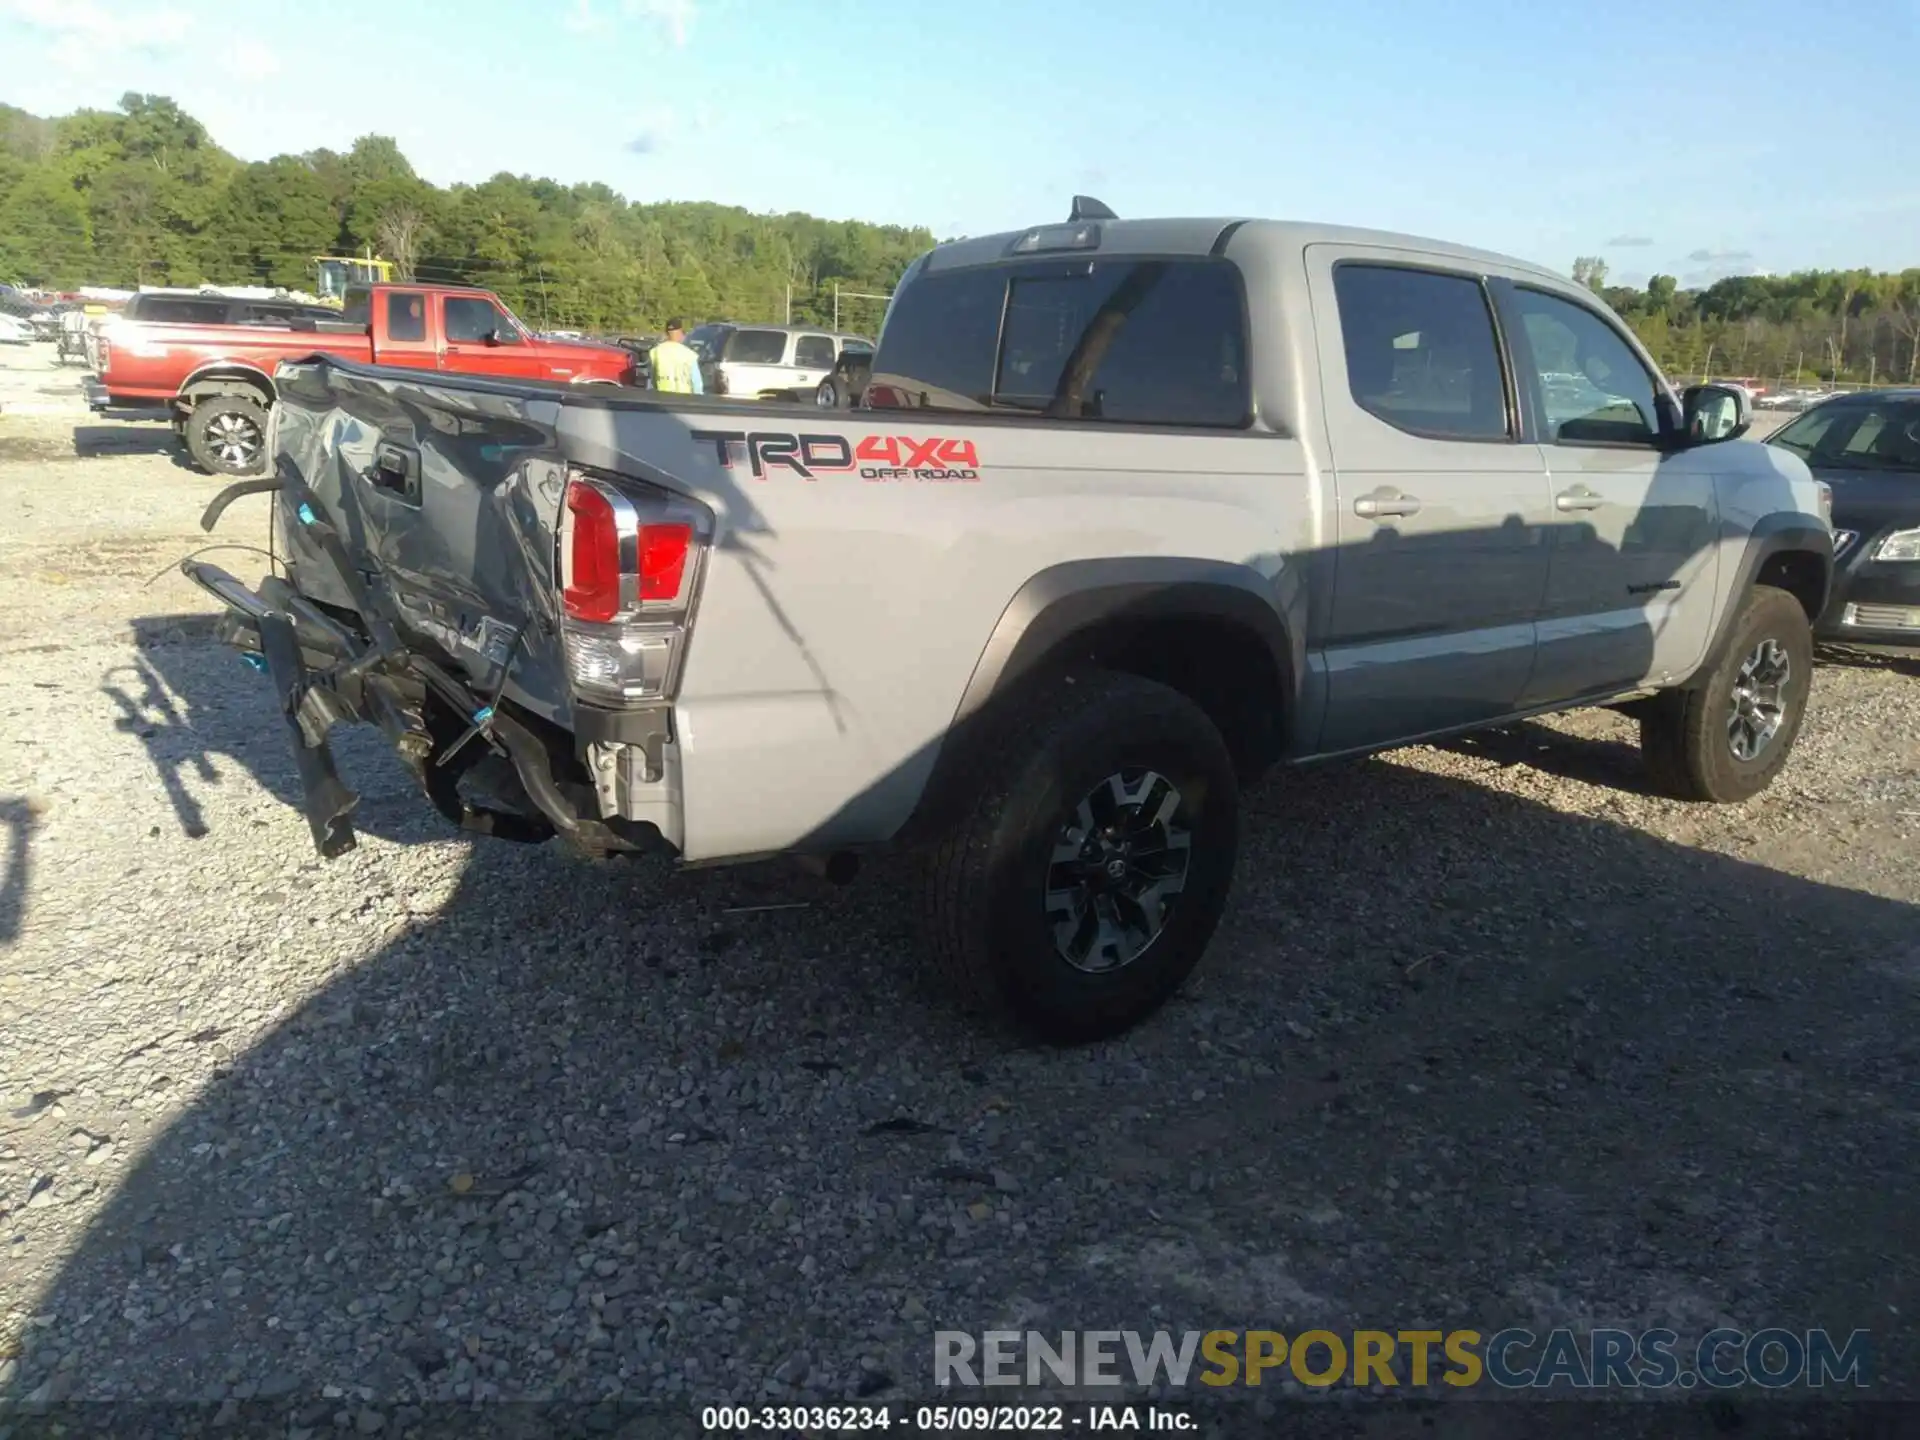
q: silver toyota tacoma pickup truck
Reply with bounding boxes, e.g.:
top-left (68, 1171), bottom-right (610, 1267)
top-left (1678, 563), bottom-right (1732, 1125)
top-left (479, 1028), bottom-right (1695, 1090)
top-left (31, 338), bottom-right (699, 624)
top-left (185, 200), bottom-right (1834, 1042)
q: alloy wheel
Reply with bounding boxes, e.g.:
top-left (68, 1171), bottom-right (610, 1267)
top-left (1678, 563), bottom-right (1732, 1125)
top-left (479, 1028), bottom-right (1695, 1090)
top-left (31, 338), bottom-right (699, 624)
top-left (1727, 637), bottom-right (1791, 762)
top-left (207, 411), bottom-right (262, 470)
top-left (1044, 769), bottom-right (1192, 973)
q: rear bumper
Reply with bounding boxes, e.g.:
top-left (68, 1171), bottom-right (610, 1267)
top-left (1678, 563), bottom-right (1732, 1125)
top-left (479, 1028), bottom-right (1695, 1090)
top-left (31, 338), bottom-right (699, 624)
top-left (183, 557), bottom-right (676, 861)
top-left (82, 377), bottom-right (110, 411)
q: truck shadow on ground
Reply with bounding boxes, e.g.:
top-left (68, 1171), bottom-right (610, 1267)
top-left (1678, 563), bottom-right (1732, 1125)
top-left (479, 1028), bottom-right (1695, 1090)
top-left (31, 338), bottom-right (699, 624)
top-left (70, 421), bottom-right (198, 471)
top-left (1434, 717), bottom-right (1655, 796)
top-left (9, 633), bottom-right (1919, 1434)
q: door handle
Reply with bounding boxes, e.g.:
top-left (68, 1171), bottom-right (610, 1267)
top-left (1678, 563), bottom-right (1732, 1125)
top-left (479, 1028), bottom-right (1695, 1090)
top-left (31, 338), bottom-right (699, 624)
top-left (1555, 486), bottom-right (1604, 512)
top-left (1353, 490), bottom-right (1421, 519)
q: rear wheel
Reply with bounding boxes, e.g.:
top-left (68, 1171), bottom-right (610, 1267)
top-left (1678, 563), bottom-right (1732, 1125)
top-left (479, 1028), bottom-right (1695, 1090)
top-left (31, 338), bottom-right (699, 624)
top-left (815, 377), bottom-right (843, 408)
top-left (1640, 583), bottom-right (1813, 802)
top-left (184, 395), bottom-right (269, 476)
top-left (920, 670), bottom-right (1240, 1043)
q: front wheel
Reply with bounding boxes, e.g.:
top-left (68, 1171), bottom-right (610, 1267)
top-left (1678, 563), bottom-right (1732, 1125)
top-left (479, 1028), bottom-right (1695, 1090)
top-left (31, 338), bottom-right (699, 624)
top-left (1640, 583), bottom-right (1813, 802)
top-left (184, 396), bottom-right (269, 476)
top-left (920, 670), bottom-right (1240, 1043)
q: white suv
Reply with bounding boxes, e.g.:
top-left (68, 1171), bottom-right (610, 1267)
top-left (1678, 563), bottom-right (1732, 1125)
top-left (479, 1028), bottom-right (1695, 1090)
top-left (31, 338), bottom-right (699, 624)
top-left (684, 323), bottom-right (873, 400)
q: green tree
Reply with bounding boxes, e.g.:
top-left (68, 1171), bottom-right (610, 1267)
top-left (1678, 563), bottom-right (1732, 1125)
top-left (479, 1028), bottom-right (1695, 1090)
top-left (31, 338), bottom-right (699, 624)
top-left (217, 157), bottom-right (339, 287)
top-left (0, 168), bottom-right (92, 285)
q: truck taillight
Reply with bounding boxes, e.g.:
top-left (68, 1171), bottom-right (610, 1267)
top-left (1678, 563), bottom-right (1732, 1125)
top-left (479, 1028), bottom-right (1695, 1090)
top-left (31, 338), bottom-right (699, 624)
top-left (96, 336), bottom-right (112, 372)
top-left (562, 482), bottom-right (621, 621)
top-left (557, 470), bottom-right (709, 706)
top-left (637, 523), bottom-right (691, 601)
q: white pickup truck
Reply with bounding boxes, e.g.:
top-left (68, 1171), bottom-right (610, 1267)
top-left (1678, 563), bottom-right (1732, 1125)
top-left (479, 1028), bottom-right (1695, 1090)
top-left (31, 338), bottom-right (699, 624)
top-left (184, 200), bottom-right (1834, 1042)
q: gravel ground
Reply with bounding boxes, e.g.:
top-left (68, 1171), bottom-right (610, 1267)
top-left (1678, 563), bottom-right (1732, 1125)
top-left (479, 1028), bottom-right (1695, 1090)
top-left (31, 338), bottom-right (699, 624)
top-left (0, 354), bottom-right (1913, 1438)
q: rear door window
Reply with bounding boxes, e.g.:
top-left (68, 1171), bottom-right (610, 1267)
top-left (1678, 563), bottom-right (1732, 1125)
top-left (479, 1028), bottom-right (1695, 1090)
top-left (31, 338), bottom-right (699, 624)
top-left (1331, 264), bottom-right (1511, 441)
top-left (726, 329), bottom-right (789, 365)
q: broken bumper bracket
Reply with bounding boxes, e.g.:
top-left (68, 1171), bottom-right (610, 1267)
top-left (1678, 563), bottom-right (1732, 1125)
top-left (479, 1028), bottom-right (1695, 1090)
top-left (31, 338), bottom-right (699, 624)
top-left (257, 610), bottom-right (360, 859)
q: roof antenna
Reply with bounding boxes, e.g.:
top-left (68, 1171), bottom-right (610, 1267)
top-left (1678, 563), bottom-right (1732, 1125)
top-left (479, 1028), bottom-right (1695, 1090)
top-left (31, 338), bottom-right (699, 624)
top-left (1068, 195), bottom-right (1116, 222)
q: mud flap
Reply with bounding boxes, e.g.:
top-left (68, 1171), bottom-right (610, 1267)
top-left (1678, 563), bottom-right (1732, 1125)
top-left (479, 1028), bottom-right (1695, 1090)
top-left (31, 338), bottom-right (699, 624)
top-left (258, 610), bottom-right (359, 859)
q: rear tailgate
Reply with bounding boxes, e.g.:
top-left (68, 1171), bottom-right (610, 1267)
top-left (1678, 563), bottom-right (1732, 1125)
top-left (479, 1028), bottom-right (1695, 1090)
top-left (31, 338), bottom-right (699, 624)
top-left (271, 357), bottom-right (577, 727)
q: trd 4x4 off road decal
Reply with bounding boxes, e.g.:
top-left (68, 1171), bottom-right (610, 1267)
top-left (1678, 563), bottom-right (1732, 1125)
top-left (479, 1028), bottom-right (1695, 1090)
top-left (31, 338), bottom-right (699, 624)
top-left (690, 429), bottom-right (980, 482)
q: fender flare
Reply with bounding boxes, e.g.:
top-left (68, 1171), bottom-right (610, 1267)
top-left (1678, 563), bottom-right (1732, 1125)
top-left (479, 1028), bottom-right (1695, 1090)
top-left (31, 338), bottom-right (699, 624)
top-left (894, 556), bottom-right (1304, 843)
top-left (1698, 515), bottom-right (1834, 679)
top-left (176, 360), bottom-right (277, 409)
top-left (952, 556), bottom-right (1302, 726)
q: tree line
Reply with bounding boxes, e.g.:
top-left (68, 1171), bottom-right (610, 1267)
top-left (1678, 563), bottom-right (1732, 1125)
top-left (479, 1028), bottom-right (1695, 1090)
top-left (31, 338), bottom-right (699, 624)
top-left (2, 94), bottom-right (1915, 375)
top-left (1573, 257), bottom-right (1920, 386)
top-left (0, 94), bottom-right (935, 335)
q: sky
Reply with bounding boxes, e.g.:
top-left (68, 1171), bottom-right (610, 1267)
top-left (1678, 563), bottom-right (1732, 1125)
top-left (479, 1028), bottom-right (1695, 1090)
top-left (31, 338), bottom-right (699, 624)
top-left (3, 0), bottom-right (1918, 286)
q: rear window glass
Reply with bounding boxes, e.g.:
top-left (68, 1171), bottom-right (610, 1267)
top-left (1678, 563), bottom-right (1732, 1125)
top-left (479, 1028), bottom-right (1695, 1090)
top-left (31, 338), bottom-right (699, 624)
top-left (726, 329), bottom-right (788, 365)
top-left (134, 297), bottom-right (228, 324)
top-left (870, 258), bottom-right (1249, 426)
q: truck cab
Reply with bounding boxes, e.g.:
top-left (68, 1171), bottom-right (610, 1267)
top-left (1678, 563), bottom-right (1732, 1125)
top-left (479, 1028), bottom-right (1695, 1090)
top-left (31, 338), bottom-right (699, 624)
top-left (340, 285), bottom-right (631, 385)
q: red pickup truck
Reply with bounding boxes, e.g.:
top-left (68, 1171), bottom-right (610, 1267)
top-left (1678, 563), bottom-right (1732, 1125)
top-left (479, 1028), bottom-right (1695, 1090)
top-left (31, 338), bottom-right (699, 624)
top-left (85, 283), bottom-right (637, 475)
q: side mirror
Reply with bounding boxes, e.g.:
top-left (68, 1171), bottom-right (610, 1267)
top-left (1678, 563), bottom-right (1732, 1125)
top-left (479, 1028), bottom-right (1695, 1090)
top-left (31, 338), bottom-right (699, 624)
top-left (1682, 383), bottom-right (1751, 444)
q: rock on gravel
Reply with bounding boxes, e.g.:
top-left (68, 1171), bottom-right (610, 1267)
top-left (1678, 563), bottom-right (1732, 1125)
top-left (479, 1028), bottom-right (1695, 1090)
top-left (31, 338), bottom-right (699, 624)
top-left (1, 393), bottom-right (1917, 1429)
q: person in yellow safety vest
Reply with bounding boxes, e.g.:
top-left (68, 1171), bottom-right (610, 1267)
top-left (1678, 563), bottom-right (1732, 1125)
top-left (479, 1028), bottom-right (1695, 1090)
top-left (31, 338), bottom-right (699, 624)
top-left (648, 318), bottom-right (704, 395)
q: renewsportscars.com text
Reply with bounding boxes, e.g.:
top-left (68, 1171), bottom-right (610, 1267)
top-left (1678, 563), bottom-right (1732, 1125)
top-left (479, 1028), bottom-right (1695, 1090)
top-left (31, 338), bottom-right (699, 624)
top-left (934, 1328), bottom-right (1872, 1391)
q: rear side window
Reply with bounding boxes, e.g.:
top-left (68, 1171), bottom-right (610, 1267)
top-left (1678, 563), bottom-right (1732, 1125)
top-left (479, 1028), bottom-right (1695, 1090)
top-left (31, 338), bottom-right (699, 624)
top-left (793, 334), bottom-right (836, 368)
top-left (135, 297), bottom-right (228, 324)
top-left (1332, 264), bottom-right (1510, 441)
top-left (342, 289), bottom-right (372, 327)
top-left (386, 291), bottom-right (426, 342)
top-left (726, 329), bottom-right (788, 365)
top-left (870, 258), bottom-right (1249, 426)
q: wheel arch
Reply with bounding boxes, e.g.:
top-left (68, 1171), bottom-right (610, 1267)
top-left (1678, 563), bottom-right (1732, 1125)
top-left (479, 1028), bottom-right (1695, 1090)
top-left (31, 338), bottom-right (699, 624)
top-left (177, 361), bottom-right (276, 410)
top-left (1696, 517), bottom-right (1833, 683)
top-left (895, 558), bottom-right (1303, 845)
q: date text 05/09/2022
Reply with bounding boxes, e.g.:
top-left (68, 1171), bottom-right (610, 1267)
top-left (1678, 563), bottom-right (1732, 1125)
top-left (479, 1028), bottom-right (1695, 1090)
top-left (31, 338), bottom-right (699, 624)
top-left (699, 1403), bottom-right (1192, 1432)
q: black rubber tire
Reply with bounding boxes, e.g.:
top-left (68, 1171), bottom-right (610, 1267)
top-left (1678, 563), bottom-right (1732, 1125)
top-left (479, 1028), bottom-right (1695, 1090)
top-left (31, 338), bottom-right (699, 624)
top-left (1640, 584), bottom-right (1813, 803)
top-left (814, 377), bottom-right (843, 409)
top-left (184, 395), bottom-right (270, 477)
top-left (920, 669), bottom-right (1241, 1043)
